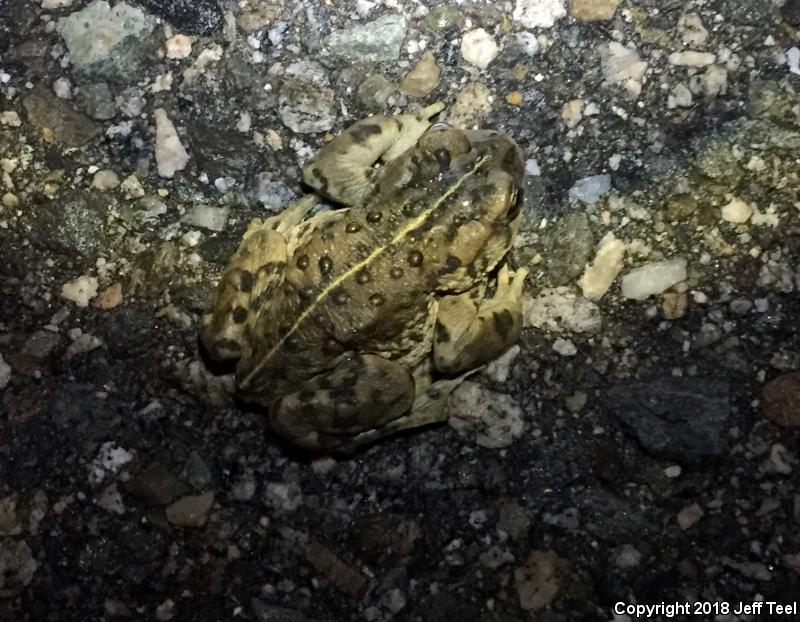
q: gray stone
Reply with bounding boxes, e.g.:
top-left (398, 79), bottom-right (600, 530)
top-left (58, 1), bottom-right (157, 81)
top-left (568, 174), bottom-right (612, 204)
top-left (75, 82), bottom-right (116, 120)
top-left (182, 452), bottom-right (213, 491)
top-left (606, 377), bottom-right (730, 462)
top-left (0, 540), bottom-right (38, 598)
top-left (357, 74), bottom-right (395, 110)
top-left (279, 61), bottom-right (337, 134)
top-left (541, 213), bottom-right (594, 284)
top-left (250, 174), bottom-right (298, 210)
top-left (323, 14), bottom-right (407, 63)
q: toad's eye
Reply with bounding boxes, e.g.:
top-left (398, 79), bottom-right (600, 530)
top-left (429, 121), bottom-right (452, 131)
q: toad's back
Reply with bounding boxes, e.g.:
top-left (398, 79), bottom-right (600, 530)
top-left (236, 127), bottom-right (524, 397)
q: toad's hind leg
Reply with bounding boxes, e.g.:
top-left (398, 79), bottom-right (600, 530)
top-left (199, 197), bottom-right (316, 363)
top-left (301, 103), bottom-right (444, 206)
top-left (433, 265), bottom-right (529, 375)
top-left (270, 354), bottom-right (416, 451)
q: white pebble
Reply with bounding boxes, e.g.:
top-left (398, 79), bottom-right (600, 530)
top-left (0, 111), bottom-right (22, 127)
top-left (91, 169), bottom-right (120, 190)
top-left (165, 34), bottom-right (192, 59)
top-left (787, 47), bottom-right (800, 75)
top-left (41, 0), bottom-right (73, 8)
top-left (153, 108), bottom-right (189, 178)
top-left (667, 83), bottom-right (692, 109)
top-left (181, 205), bottom-right (230, 232)
top-left (53, 77), bottom-right (71, 99)
top-left (569, 174), bottom-right (612, 204)
top-left (561, 99), bottom-right (583, 128)
top-left (513, 0), bottom-right (566, 29)
top-left (460, 29), bottom-right (499, 69)
top-left (61, 275), bottom-right (99, 307)
top-left (621, 259), bottom-right (687, 301)
top-left (721, 196), bottom-right (753, 224)
top-left (668, 51), bottom-right (716, 67)
top-left (552, 338), bottom-right (577, 357)
top-left (525, 158), bottom-right (541, 176)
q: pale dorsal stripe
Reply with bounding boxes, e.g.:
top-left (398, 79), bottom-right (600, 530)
top-left (241, 155), bottom-right (490, 387)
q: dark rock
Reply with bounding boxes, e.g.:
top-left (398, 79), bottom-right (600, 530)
top-left (606, 377), bottom-right (730, 462)
top-left (187, 121), bottom-right (264, 181)
top-left (22, 87), bottom-right (100, 148)
top-left (762, 371), bottom-right (800, 428)
top-left (135, 0), bottom-right (223, 35)
top-left (182, 452), bottom-right (213, 491)
top-left (48, 383), bottom-right (120, 440)
top-left (75, 82), bottom-right (117, 120)
top-left (352, 513), bottom-right (422, 563)
top-left (21, 190), bottom-right (108, 258)
top-left (124, 462), bottom-right (191, 506)
top-left (198, 231), bottom-right (241, 266)
top-left (251, 600), bottom-right (324, 622)
top-left (664, 193), bottom-right (697, 221)
top-left (99, 305), bottom-right (155, 359)
top-left (782, 0), bottom-right (800, 26)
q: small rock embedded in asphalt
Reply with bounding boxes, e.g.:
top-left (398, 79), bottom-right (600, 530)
top-left (0, 354), bottom-right (10, 390)
top-left (181, 205), bottom-right (230, 232)
top-left (514, 549), bottom-right (570, 611)
top-left (599, 42), bottom-right (648, 97)
top-left (677, 503), bottom-right (704, 530)
top-left (513, 0), bottom-right (566, 29)
top-left (621, 258), bottom-right (687, 300)
top-left (579, 232), bottom-right (625, 300)
top-left (460, 28), bottom-right (499, 69)
top-left (57, 0), bottom-right (156, 80)
top-left (154, 108), bottom-right (190, 178)
top-left (762, 372), bottom-right (800, 428)
top-left (0, 540), bottom-right (38, 597)
top-left (125, 462), bottom-right (192, 506)
top-left (571, 0), bottom-right (621, 22)
top-left (400, 51), bottom-right (440, 96)
top-left (61, 275), bottom-right (99, 307)
top-left (22, 87), bottom-right (99, 147)
top-left (569, 174), bottom-right (612, 204)
top-left (721, 196), bottom-right (753, 223)
top-left (303, 540), bottom-right (366, 598)
top-left (448, 381), bottom-right (526, 448)
top-left (323, 13), bottom-right (407, 63)
top-left (279, 60), bottom-right (337, 134)
top-left (606, 377), bottom-right (730, 462)
top-left (165, 491), bottom-right (214, 527)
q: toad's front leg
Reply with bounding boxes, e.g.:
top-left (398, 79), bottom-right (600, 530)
top-left (433, 265), bottom-right (529, 375)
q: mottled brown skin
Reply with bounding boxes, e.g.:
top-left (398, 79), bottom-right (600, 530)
top-left (201, 104), bottom-right (528, 451)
